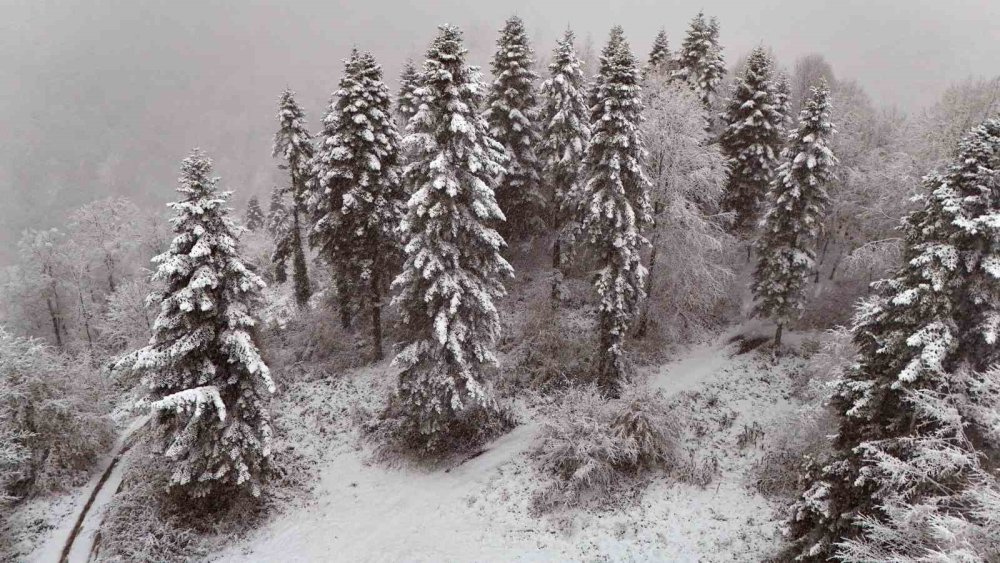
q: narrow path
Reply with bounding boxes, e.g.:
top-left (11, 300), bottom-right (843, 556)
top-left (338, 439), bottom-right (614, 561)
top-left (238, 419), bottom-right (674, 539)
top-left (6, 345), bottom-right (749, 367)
top-left (30, 416), bottom-right (148, 563)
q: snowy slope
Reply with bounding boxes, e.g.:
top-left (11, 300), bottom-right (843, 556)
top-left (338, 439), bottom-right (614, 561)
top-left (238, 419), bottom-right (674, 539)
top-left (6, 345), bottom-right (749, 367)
top-left (215, 330), bottom-right (806, 562)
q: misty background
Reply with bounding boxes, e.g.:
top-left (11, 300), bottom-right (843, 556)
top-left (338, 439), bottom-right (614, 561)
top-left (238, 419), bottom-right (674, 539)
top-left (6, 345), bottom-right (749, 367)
top-left (1, 0), bottom-right (997, 266)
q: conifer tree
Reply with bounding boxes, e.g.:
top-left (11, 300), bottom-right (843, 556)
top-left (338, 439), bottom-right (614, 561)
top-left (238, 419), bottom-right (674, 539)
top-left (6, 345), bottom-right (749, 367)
top-left (244, 195), bottom-right (265, 231)
top-left (396, 59), bottom-right (420, 127)
top-left (751, 82), bottom-right (836, 346)
top-left (774, 71), bottom-right (793, 130)
top-left (577, 26), bottom-right (652, 395)
top-left (485, 16), bottom-right (545, 239)
top-left (644, 28), bottom-right (671, 77)
top-left (389, 25), bottom-right (512, 449)
top-left (310, 50), bottom-right (405, 360)
top-left (719, 46), bottom-right (784, 236)
top-left (114, 149), bottom-right (273, 499)
top-left (539, 28), bottom-right (591, 302)
top-left (272, 89), bottom-right (314, 307)
top-left (785, 119), bottom-right (1000, 562)
top-left (672, 12), bottom-right (725, 109)
top-left (265, 187), bottom-right (290, 283)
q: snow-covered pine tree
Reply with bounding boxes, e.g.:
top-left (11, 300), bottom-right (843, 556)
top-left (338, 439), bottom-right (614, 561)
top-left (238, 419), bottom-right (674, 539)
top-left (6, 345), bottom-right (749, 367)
top-left (784, 119), bottom-right (1000, 562)
top-left (578, 26), bottom-right (652, 396)
top-left (644, 28), bottom-right (671, 77)
top-left (485, 15), bottom-right (545, 240)
top-left (272, 89), bottom-right (314, 307)
top-left (265, 187), bottom-right (291, 283)
top-left (774, 71), bottom-right (793, 132)
top-left (539, 28), bottom-right (591, 302)
top-left (752, 82), bottom-right (836, 346)
top-left (244, 195), bottom-right (265, 231)
top-left (389, 24), bottom-right (512, 450)
top-left (719, 46), bottom-right (784, 236)
top-left (396, 59), bottom-right (420, 128)
top-left (310, 49), bottom-right (404, 360)
top-left (671, 12), bottom-right (725, 110)
top-left (114, 149), bottom-right (273, 499)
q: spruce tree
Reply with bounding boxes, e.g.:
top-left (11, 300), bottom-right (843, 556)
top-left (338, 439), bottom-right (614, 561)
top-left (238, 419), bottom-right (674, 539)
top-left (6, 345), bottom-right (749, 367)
top-left (272, 89), bottom-right (314, 308)
top-left (244, 195), bottom-right (265, 231)
top-left (539, 28), bottom-right (591, 302)
top-left (266, 187), bottom-right (291, 283)
top-left (485, 15), bottom-right (545, 240)
top-left (719, 46), bottom-right (784, 236)
top-left (644, 28), bottom-right (671, 77)
top-left (774, 71), bottom-right (793, 130)
top-left (310, 50), bottom-right (404, 360)
top-left (396, 59), bottom-right (420, 128)
top-left (672, 12), bottom-right (725, 109)
top-left (751, 82), bottom-right (836, 346)
top-left (785, 119), bottom-right (1000, 561)
top-left (577, 26), bottom-right (652, 395)
top-left (114, 149), bottom-right (273, 499)
top-left (390, 25), bottom-right (512, 449)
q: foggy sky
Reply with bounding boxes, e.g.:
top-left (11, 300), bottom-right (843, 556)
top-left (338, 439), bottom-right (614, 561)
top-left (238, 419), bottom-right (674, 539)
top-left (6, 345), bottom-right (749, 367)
top-left (1, 0), bottom-right (998, 265)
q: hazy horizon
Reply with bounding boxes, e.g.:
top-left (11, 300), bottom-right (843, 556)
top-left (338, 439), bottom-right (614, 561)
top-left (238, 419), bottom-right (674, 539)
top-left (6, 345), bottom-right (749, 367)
top-left (2, 0), bottom-right (998, 265)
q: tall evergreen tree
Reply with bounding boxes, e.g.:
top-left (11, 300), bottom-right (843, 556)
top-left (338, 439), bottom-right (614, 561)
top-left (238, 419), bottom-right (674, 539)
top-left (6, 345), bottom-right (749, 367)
top-left (310, 50), bottom-right (405, 360)
top-left (785, 119), bottom-right (1000, 562)
top-left (644, 28), bottom-right (671, 77)
top-left (751, 82), bottom-right (837, 346)
top-left (485, 15), bottom-right (545, 239)
top-left (774, 71), bottom-right (793, 130)
top-left (539, 28), bottom-right (591, 302)
top-left (396, 59), bottom-right (420, 128)
top-left (244, 195), bottom-right (265, 232)
top-left (389, 25), bottom-right (512, 449)
top-left (578, 26), bottom-right (652, 395)
top-left (271, 89), bottom-right (314, 308)
top-left (265, 187), bottom-right (291, 283)
top-left (672, 12), bottom-right (725, 109)
top-left (719, 46), bottom-right (784, 236)
top-left (114, 150), bottom-right (273, 499)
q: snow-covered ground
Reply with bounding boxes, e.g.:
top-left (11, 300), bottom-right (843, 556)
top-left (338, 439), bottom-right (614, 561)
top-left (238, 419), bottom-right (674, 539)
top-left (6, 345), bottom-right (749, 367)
top-left (214, 330), bottom-right (806, 562)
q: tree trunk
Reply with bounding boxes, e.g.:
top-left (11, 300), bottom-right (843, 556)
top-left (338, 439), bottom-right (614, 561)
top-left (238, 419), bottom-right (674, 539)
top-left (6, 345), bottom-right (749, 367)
top-left (290, 208), bottom-right (311, 308)
top-left (551, 236), bottom-right (562, 303)
top-left (634, 230), bottom-right (660, 339)
top-left (46, 296), bottom-right (63, 348)
top-left (370, 267), bottom-right (383, 361)
top-left (774, 323), bottom-right (783, 347)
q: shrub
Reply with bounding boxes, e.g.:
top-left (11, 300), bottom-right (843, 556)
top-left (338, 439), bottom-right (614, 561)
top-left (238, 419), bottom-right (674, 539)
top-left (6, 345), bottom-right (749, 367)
top-left (0, 327), bottom-right (115, 500)
top-left (531, 385), bottom-right (679, 511)
top-left (498, 303), bottom-right (596, 395)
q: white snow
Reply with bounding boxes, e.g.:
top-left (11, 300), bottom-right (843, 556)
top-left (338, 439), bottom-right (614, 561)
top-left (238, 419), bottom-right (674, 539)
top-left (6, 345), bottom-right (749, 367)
top-left (214, 324), bottom-right (806, 562)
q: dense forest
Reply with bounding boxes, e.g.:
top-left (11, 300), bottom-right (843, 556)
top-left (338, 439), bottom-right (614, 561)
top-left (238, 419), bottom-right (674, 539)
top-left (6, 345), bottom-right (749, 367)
top-left (2, 10), bottom-right (999, 562)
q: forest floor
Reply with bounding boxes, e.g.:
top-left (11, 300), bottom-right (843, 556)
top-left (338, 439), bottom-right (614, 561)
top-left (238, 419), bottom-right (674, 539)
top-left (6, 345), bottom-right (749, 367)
top-left (10, 288), bottom-right (821, 562)
top-left (211, 325), bottom-right (811, 563)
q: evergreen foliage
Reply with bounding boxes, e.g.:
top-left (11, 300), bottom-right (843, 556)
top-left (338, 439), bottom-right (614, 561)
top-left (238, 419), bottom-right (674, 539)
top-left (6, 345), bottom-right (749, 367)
top-left (396, 59), bottom-right (421, 128)
top-left (671, 12), bottom-right (725, 109)
top-left (719, 46), bottom-right (785, 235)
top-left (266, 187), bottom-right (291, 283)
top-left (114, 150), bottom-right (274, 499)
top-left (539, 28), bottom-right (591, 301)
top-left (485, 16), bottom-right (545, 239)
top-left (244, 196), bottom-right (265, 232)
top-left (389, 25), bottom-right (512, 449)
top-left (271, 89), bottom-right (314, 308)
top-left (644, 29), bottom-right (671, 77)
top-left (785, 119), bottom-right (1000, 562)
top-left (310, 49), bottom-right (405, 359)
top-left (577, 26), bottom-right (652, 395)
top-left (751, 82), bottom-right (837, 345)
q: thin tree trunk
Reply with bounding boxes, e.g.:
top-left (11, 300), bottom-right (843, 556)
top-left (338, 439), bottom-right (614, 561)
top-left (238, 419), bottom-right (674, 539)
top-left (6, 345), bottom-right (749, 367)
top-left (634, 229), bottom-right (660, 339)
top-left (551, 236), bottom-right (562, 303)
top-left (77, 287), bottom-right (93, 353)
top-left (46, 296), bottom-right (63, 348)
top-left (370, 267), bottom-right (383, 361)
top-left (774, 323), bottom-right (783, 347)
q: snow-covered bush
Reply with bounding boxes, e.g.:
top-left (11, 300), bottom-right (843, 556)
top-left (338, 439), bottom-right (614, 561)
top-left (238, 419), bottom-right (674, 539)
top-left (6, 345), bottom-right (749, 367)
top-left (97, 438), bottom-right (259, 562)
top-left (0, 327), bottom-right (115, 500)
top-left (97, 277), bottom-right (156, 359)
top-left (531, 385), bottom-right (679, 510)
